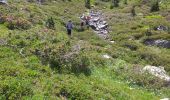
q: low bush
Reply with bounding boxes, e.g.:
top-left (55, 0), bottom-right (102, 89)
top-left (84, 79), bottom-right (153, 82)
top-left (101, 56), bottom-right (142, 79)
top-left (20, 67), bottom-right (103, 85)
top-left (1, 15), bottom-right (31, 30)
top-left (0, 79), bottom-right (33, 99)
top-left (38, 42), bottom-right (91, 75)
top-left (6, 18), bottom-right (31, 30)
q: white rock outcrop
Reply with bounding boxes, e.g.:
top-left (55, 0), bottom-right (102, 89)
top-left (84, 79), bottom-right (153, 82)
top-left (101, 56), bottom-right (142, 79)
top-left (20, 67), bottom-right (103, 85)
top-left (143, 65), bottom-right (170, 82)
top-left (81, 11), bottom-right (109, 39)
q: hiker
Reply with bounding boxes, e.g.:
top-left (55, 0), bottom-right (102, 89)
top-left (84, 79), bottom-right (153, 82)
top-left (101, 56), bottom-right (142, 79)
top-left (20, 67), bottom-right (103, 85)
top-left (66, 20), bottom-right (73, 37)
top-left (85, 16), bottom-right (90, 29)
top-left (80, 20), bottom-right (85, 31)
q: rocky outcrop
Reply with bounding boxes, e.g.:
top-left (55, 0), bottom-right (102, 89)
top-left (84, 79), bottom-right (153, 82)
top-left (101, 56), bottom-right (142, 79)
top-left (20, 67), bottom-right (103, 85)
top-left (0, 0), bottom-right (7, 5)
top-left (143, 65), bottom-right (170, 83)
top-left (81, 11), bottom-right (109, 39)
top-left (144, 39), bottom-right (170, 49)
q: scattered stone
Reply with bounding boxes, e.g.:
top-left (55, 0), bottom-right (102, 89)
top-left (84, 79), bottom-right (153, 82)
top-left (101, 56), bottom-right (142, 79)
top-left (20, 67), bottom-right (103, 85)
top-left (110, 41), bottom-right (115, 44)
top-left (144, 39), bottom-right (170, 49)
top-left (102, 54), bottom-right (111, 59)
top-left (143, 65), bottom-right (170, 82)
top-left (19, 48), bottom-right (25, 57)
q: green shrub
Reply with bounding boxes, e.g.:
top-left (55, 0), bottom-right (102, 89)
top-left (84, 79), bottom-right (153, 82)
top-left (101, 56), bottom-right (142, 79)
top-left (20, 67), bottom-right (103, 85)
top-left (85, 0), bottom-right (91, 9)
top-left (38, 42), bottom-right (91, 75)
top-left (5, 17), bottom-right (31, 30)
top-left (128, 70), bottom-right (165, 89)
top-left (132, 32), bottom-right (144, 39)
top-left (46, 17), bottom-right (55, 30)
top-left (131, 6), bottom-right (136, 17)
top-left (0, 79), bottom-right (33, 99)
top-left (150, 0), bottom-right (160, 12)
top-left (111, 0), bottom-right (120, 7)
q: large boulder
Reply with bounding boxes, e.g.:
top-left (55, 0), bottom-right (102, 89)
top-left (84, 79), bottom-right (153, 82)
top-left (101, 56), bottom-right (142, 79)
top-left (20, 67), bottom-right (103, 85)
top-left (154, 40), bottom-right (170, 48)
top-left (143, 65), bottom-right (170, 83)
top-left (144, 39), bottom-right (170, 49)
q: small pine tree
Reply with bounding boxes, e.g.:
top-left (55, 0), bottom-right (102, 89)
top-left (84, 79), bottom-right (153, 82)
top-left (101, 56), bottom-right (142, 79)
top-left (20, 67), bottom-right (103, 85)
top-left (150, 0), bottom-right (160, 12)
top-left (131, 6), bottom-right (136, 17)
top-left (168, 26), bottom-right (170, 34)
top-left (85, 0), bottom-right (91, 9)
top-left (145, 29), bottom-right (152, 36)
top-left (46, 17), bottom-right (55, 29)
top-left (110, 0), bottom-right (120, 9)
top-left (124, 0), bottom-right (127, 5)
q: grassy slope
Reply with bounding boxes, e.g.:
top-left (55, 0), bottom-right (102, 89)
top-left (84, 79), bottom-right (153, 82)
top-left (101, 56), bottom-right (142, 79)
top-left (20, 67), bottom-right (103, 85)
top-left (0, 0), bottom-right (170, 99)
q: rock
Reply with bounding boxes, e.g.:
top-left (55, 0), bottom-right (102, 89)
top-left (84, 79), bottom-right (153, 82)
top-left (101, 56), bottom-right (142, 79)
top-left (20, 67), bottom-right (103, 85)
top-left (143, 65), bottom-right (170, 82)
top-left (156, 25), bottom-right (168, 31)
top-left (0, 0), bottom-right (7, 5)
top-left (80, 11), bottom-right (109, 39)
top-left (110, 41), bottom-right (115, 43)
top-left (97, 24), bottom-right (108, 29)
top-left (144, 39), bottom-right (170, 49)
top-left (91, 17), bottom-right (100, 22)
top-left (160, 98), bottom-right (169, 100)
top-left (102, 54), bottom-right (111, 59)
top-left (154, 40), bottom-right (170, 48)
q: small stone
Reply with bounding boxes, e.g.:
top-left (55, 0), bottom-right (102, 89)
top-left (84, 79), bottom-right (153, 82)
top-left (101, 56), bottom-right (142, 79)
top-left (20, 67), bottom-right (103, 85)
top-left (156, 25), bottom-right (168, 31)
top-left (110, 41), bottom-right (115, 43)
top-left (102, 54), bottom-right (111, 59)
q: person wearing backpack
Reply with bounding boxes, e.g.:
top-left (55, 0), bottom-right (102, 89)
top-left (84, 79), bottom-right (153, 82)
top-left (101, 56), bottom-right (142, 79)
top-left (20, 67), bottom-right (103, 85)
top-left (66, 20), bottom-right (74, 37)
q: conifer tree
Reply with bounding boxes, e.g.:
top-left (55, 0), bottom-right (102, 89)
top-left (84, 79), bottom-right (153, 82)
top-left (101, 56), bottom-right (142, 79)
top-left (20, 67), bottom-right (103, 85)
top-left (150, 0), bottom-right (160, 12)
top-left (110, 0), bottom-right (120, 9)
top-left (85, 0), bottom-right (91, 9)
top-left (131, 6), bottom-right (136, 17)
top-left (46, 17), bottom-right (55, 29)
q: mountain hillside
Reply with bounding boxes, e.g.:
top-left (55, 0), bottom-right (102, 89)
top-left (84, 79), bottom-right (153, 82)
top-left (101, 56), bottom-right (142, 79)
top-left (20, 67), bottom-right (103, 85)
top-left (0, 0), bottom-right (170, 99)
